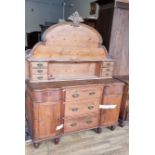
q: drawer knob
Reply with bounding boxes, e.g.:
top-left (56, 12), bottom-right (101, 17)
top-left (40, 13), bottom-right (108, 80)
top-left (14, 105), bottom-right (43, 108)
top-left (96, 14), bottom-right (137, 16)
top-left (89, 92), bottom-right (95, 96)
top-left (37, 70), bottom-right (43, 73)
top-left (37, 63), bottom-right (43, 67)
top-left (70, 123), bottom-right (77, 127)
top-left (88, 105), bottom-right (94, 110)
top-left (71, 107), bottom-right (78, 112)
top-left (72, 93), bottom-right (79, 98)
top-left (86, 120), bottom-right (92, 124)
top-left (37, 76), bottom-right (43, 80)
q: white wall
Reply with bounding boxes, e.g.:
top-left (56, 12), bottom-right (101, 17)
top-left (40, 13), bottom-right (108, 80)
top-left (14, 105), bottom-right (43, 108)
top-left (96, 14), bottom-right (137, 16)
top-left (64, 0), bottom-right (99, 19)
top-left (25, 0), bottom-right (64, 33)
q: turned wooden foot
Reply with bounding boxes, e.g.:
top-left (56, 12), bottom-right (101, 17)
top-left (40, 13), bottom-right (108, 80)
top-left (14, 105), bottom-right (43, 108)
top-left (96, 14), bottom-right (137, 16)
top-left (54, 137), bottom-right (60, 144)
top-left (109, 125), bottom-right (116, 131)
top-left (33, 142), bottom-right (40, 148)
top-left (94, 127), bottom-right (102, 134)
top-left (119, 120), bottom-right (125, 127)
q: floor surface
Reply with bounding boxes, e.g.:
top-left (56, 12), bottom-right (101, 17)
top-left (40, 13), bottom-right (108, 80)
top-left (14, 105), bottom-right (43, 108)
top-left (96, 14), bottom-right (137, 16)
top-left (25, 123), bottom-right (129, 155)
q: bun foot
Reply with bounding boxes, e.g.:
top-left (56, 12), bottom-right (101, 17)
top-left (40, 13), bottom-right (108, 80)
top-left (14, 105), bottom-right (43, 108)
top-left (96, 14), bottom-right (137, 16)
top-left (94, 127), bottom-right (102, 134)
top-left (110, 125), bottom-right (116, 131)
top-left (119, 120), bottom-right (125, 127)
top-left (54, 137), bottom-right (60, 144)
top-left (33, 142), bottom-right (40, 148)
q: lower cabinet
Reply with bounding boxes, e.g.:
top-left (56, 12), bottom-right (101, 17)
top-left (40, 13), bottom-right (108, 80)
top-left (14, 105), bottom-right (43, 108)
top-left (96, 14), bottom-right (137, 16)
top-left (25, 88), bottom-right (63, 142)
top-left (25, 79), bottom-right (124, 148)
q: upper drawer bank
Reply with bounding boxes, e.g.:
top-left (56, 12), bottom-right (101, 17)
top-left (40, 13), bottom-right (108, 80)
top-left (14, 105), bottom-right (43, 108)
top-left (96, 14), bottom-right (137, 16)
top-left (26, 60), bottom-right (114, 82)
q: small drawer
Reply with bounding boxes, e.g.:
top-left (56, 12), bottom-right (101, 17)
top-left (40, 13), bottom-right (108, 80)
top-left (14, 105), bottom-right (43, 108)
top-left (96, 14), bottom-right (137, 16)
top-left (102, 61), bottom-right (114, 67)
top-left (101, 67), bottom-right (113, 72)
top-left (31, 62), bottom-right (48, 68)
top-left (31, 75), bottom-right (48, 81)
top-left (64, 84), bottom-right (103, 102)
top-left (65, 99), bottom-right (100, 117)
top-left (64, 115), bottom-right (98, 133)
top-left (104, 84), bottom-right (124, 95)
top-left (100, 72), bottom-right (113, 77)
top-left (31, 69), bottom-right (48, 75)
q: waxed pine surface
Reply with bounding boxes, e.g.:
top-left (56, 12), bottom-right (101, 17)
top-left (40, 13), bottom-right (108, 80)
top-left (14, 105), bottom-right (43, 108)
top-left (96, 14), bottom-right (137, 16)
top-left (25, 122), bottom-right (128, 155)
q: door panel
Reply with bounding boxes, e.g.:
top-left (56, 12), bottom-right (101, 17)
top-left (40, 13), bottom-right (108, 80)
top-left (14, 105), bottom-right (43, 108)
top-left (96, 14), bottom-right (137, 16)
top-left (100, 95), bottom-right (122, 126)
top-left (36, 101), bottom-right (62, 139)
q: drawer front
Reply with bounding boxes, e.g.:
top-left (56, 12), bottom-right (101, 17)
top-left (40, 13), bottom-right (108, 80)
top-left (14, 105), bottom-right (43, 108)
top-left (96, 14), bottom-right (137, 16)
top-left (104, 84), bottom-right (124, 95)
top-left (31, 62), bottom-right (48, 69)
top-left (32, 89), bottom-right (62, 102)
top-left (100, 71), bottom-right (113, 77)
top-left (64, 115), bottom-right (98, 133)
top-left (101, 67), bottom-right (113, 72)
top-left (31, 69), bottom-right (48, 75)
top-left (64, 85), bottom-right (103, 102)
top-left (65, 99), bottom-right (100, 117)
top-left (31, 75), bottom-right (48, 81)
top-left (102, 61), bottom-right (114, 67)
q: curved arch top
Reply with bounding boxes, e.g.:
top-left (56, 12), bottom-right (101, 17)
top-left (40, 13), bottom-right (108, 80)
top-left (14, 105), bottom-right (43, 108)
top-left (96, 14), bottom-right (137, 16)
top-left (29, 22), bottom-right (107, 61)
top-left (42, 22), bottom-right (103, 48)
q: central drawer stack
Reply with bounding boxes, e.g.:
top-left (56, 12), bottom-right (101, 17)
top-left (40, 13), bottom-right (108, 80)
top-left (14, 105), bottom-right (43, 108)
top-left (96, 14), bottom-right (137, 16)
top-left (63, 84), bottom-right (104, 133)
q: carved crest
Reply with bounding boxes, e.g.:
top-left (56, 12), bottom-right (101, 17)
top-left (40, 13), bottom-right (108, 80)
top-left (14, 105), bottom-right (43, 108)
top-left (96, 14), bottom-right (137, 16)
top-left (68, 11), bottom-right (84, 26)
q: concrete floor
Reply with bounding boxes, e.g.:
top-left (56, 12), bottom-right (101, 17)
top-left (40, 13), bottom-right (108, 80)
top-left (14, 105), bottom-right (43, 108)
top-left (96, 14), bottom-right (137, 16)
top-left (25, 122), bottom-right (129, 155)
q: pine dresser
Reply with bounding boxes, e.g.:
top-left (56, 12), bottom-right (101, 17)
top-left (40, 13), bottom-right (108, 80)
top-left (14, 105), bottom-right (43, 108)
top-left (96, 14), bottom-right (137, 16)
top-left (25, 13), bottom-right (124, 148)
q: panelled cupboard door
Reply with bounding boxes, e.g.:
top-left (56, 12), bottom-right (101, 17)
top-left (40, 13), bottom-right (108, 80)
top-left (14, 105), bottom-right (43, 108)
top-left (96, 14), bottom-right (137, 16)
top-left (34, 101), bottom-right (62, 140)
top-left (100, 95), bottom-right (122, 126)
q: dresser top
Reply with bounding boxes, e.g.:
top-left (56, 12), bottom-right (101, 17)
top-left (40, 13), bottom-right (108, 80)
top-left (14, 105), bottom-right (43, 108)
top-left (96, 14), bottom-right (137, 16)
top-left (26, 78), bottom-right (124, 90)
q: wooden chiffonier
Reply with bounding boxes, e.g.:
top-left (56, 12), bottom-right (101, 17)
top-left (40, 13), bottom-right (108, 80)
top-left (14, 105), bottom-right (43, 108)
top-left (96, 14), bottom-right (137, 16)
top-left (25, 13), bottom-right (124, 148)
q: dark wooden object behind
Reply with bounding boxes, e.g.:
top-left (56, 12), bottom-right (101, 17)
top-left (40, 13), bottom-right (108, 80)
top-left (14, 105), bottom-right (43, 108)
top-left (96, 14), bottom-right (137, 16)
top-left (26, 31), bottom-right (41, 49)
top-left (96, 0), bottom-right (129, 76)
top-left (114, 75), bottom-right (129, 127)
top-left (83, 18), bottom-right (98, 29)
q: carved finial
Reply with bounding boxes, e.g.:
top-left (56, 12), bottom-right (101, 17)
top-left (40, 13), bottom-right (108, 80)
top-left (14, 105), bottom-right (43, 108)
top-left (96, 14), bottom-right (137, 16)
top-left (68, 11), bottom-right (84, 27)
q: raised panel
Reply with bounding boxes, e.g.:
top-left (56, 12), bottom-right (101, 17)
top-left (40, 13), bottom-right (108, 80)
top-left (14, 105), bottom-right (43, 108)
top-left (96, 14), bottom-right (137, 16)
top-left (36, 101), bottom-right (62, 139)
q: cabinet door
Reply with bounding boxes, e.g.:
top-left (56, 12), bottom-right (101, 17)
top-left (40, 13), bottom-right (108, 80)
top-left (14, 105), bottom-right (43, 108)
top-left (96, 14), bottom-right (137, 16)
top-left (100, 95), bottom-right (122, 126)
top-left (34, 101), bottom-right (62, 140)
